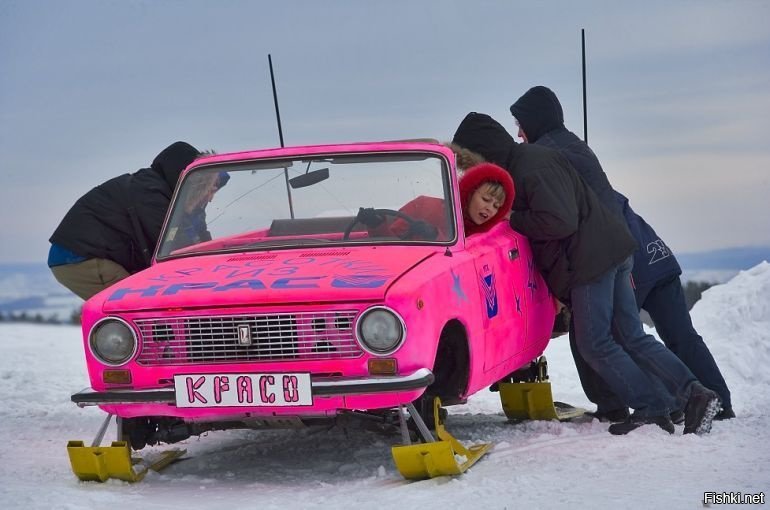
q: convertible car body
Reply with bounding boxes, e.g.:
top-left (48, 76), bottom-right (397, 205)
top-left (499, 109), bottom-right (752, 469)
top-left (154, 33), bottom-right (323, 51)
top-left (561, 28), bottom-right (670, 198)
top-left (71, 140), bottom-right (556, 456)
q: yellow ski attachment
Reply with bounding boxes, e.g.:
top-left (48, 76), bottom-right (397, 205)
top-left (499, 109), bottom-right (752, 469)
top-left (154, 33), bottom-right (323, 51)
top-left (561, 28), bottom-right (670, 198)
top-left (392, 398), bottom-right (492, 480)
top-left (498, 381), bottom-right (585, 421)
top-left (67, 440), bottom-right (186, 483)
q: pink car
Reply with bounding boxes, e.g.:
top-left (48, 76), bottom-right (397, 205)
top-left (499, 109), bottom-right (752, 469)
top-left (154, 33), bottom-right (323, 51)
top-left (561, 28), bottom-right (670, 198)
top-left (72, 141), bottom-right (556, 454)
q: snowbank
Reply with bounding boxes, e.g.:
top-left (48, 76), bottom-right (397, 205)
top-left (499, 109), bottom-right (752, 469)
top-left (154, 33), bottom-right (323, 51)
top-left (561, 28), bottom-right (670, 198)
top-left (690, 262), bottom-right (770, 414)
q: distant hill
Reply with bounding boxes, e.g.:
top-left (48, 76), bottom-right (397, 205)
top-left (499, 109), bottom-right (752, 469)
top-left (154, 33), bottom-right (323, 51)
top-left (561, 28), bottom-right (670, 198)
top-left (676, 245), bottom-right (770, 271)
top-left (677, 245), bottom-right (770, 283)
top-left (0, 263), bottom-right (82, 322)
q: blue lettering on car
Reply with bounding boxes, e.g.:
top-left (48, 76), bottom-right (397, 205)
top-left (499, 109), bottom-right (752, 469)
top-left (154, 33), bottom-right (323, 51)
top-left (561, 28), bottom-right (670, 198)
top-left (163, 282), bottom-right (218, 295)
top-left (213, 279), bottom-right (267, 291)
top-left (106, 274), bottom-right (390, 300)
top-left (107, 285), bottom-right (164, 301)
top-left (272, 276), bottom-right (323, 289)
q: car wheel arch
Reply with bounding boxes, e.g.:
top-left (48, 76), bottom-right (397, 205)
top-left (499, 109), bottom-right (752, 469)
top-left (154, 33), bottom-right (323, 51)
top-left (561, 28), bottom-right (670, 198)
top-left (426, 319), bottom-right (470, 401)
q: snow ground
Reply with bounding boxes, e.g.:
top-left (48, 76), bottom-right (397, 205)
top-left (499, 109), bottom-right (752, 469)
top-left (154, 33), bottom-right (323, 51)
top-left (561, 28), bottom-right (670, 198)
top-left (1, 263), bottom-right (769, 509)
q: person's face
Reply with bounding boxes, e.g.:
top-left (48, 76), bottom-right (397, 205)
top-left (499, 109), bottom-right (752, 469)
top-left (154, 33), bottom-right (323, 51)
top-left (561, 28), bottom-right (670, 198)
top-left (518, 126), bottom-right (529, 143)
top-left (467, 184), bottom-right (502, 225)
top-left (184, 174), bottom-right (219, 213)
top-left (514, 118), bottom-right (529, 143)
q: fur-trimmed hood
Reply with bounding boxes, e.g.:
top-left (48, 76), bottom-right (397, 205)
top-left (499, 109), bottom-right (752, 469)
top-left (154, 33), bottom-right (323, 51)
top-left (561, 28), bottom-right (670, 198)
top-left (445, 142), bottom-right (486, 172)
top-left (459, 162), bottom-right (515, 236)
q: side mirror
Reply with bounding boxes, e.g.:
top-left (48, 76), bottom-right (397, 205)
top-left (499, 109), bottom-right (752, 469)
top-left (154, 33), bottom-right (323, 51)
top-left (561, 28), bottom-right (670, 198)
top-left (289, 168), bottom-right (329, 189)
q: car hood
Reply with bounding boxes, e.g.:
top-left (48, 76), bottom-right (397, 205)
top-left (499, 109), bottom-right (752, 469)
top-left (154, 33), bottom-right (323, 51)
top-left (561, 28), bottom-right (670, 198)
top-left (98, 246), bottom-right (439, 313)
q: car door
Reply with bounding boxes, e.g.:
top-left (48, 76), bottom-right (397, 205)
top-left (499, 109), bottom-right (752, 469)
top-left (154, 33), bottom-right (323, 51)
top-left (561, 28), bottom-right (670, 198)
top-left (513, 229), bottom-right (556, 346)
top-left (465, 223), bottom-right (528, 372)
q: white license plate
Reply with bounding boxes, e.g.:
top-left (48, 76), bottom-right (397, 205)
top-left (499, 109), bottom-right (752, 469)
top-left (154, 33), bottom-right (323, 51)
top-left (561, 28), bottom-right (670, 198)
top-left (174, 372), bottom-right (312, 408)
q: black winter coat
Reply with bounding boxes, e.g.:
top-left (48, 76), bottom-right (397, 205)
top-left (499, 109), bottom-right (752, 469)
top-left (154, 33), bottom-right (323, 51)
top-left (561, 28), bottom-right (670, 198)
top-left (50, 142), bottom-right (199, 273)
top-left (538, 129), bottom-right (682, 288)
top-left (535, 127), bottom-right (624, 218)
top-left (452, 113), bottom-right (637, 301)
top-left (510, 86), bottom-right (681, 290)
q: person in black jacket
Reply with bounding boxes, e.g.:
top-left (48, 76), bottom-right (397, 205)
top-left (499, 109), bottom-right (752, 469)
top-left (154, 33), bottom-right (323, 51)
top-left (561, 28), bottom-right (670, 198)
top-left (48, 141), bottom-right (201, 300)
top-left (452, 112), bottom-right (721, 435)
top-left (510, 85), bottom-right (733, 420)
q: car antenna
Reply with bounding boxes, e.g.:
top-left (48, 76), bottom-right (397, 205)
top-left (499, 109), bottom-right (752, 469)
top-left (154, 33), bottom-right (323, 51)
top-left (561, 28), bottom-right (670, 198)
top-left (581, 28), bottom-right (588, 144)
top-left (269, 53), bottom-right (295, 219)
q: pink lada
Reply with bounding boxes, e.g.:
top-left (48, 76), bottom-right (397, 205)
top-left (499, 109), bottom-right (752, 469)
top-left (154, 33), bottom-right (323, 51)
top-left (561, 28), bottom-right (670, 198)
top-left (71, 140), bottom-right (557, 474)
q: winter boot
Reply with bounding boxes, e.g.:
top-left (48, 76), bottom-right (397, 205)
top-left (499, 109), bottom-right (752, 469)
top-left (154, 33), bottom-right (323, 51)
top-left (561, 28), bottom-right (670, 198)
top-left (588, 407), bottom-right (630, 423)
top-left (683, 382), bottom-right (721, 435)
top-left (608, 413), bottom-right (675, 435)
top-left (714, 406), bottom-right (735, 421)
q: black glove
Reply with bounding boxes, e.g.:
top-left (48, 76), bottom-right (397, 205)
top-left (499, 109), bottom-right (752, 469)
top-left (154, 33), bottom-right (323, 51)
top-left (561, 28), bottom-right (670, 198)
top-left (357, 207), bottom-right (385, 228)
top-left (409, 220), bottom-right (439, 240)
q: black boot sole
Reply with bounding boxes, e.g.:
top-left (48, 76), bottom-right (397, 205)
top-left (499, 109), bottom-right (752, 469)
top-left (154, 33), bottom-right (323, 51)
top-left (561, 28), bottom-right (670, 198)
top-left (684, 397), bottom-right (721, 435)
top-left (608, 417), bottom-right (674, 435)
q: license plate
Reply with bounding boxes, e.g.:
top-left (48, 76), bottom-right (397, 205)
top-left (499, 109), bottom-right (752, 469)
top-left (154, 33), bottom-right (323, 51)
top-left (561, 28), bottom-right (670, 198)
top-left (174, 372), bottom-right (312, 408)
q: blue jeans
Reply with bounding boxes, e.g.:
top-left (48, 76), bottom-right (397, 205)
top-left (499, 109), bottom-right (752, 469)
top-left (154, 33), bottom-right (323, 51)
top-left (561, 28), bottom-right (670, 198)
top-left (570, 257), bottom-right (696, 417)
top-left (568, 327), bottom-right (626, 411)
top-left (637, 275), bottom-right (732, 408)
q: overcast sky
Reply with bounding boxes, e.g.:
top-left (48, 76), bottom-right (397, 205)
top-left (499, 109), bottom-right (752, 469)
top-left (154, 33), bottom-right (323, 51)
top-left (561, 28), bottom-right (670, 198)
top-left (1, 0), bottom-right (769, 264)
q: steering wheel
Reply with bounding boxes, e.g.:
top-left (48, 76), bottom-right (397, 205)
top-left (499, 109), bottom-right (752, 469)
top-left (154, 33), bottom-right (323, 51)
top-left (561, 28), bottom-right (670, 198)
top-left (343, 208), bottom-right (427, 240)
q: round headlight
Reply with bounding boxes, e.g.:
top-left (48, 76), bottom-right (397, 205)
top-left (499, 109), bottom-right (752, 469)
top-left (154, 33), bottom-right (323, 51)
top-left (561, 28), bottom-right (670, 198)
top-left (356, 307), bottom-right (405, 354)
top-left (89, 318), bottom-right (137, 365)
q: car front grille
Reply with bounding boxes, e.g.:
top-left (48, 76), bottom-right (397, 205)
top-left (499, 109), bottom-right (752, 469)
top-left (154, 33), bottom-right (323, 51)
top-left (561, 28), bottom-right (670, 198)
top-left (134, 311), bottom-right (362, 365)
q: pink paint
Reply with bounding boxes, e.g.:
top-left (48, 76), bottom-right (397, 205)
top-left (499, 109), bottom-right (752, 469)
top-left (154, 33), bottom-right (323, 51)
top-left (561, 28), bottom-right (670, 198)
top-left (76, 141), bottom-right (556, 425)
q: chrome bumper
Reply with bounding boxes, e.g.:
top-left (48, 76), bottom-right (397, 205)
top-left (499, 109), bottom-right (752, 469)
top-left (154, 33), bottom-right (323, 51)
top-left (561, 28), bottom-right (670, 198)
top-left (71, 368), bottom-right (434, 407)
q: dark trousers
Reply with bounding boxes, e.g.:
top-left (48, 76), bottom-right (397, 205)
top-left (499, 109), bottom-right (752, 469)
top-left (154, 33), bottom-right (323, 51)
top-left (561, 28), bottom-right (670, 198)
top-left (570, 257), bottom-right (696, 417)
top-left (638, 275), bottom-right (732, 408)
top-left (571, 273), bottom-right (731, 412)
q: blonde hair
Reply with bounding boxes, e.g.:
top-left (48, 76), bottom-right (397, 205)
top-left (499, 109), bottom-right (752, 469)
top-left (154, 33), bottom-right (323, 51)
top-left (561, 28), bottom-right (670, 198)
top-left (478, 181), bottom-right (506, 204)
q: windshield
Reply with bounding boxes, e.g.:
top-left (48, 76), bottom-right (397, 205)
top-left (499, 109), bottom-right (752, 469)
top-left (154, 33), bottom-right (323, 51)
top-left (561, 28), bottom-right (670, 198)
top-left (156, 152), bottom-right (455, 259)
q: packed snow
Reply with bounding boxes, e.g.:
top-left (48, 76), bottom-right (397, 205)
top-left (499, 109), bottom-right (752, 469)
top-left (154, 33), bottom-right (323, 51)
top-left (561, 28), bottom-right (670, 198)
top-left (1, 263), bottom-right (769, 509)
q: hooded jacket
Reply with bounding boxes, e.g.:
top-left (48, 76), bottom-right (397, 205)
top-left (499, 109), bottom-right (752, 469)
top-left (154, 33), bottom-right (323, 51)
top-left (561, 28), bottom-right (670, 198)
top-left (511, 86), bottom-right (621, 218)
top-left (510, 86), bottom-right (681, 288)
top-left (509, 85), bottom-right (565, 144)
top-left (452, 112), bottom-right (636, 301)
top-left (50, 141), bottom-right (200, 273)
